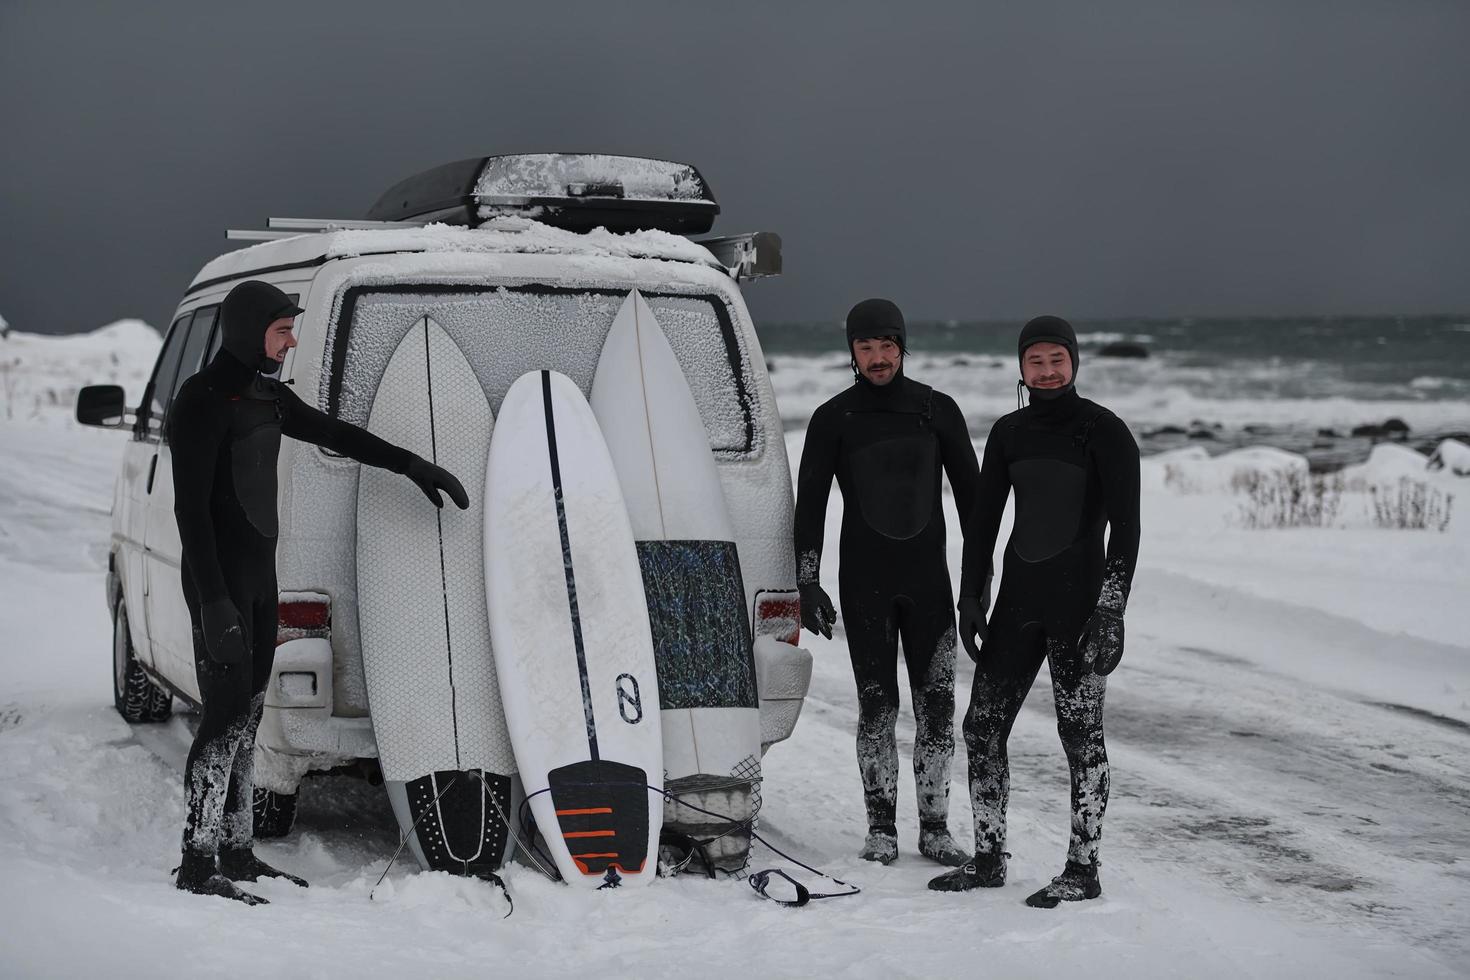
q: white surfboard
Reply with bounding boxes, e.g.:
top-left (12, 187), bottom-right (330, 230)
top-left (484, 369), bottom-right (663, 888)
top-left (357, 315), bottom-right (519, 876)
top-left (590, 291), bottom-right (760, 871)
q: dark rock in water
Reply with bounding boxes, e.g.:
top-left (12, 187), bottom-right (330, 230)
top-left (1244, 424), bottom-right (1272, 435)
top-left (1352, 418), bottom-right (1412, 440)
top-left (1318, 427), bottom-right (1339, 438)
top-left (1146, 425), bottom-right (1187, 437)
top-left (950, 356), bottom-right (971, 367)
top-left (1312, 440), bottom-right (1334, 449)
top-left (1098, 342), bottom-right (1149, 359)
top-left (1187, 428), bottom-right (1218, 441)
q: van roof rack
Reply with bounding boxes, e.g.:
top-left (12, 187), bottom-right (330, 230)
top-left (365, 153), bottom-right (720, 235)
top-left (227, 218), bottom-right (424, 241)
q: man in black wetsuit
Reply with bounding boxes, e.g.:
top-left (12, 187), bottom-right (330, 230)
top-left (929, 315), bottom-right (1139, 908)
top-left (793, 298), bottom-right (980, 867)
top-left (168, 280), bottom-right (468, 904)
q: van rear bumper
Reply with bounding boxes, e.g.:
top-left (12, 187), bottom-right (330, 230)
top-left (257, 637), bottom-right (378, 760)
top-left (753, 635), bottom-right (813, 754)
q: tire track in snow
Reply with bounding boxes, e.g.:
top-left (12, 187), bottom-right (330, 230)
top-left (1102, 638), bottom-right (1470, 965)
top-left (793, 617), bottom-right (1470, 969)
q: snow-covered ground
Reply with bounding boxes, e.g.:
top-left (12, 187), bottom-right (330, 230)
top-left (1, 328), bottom-right (1468, 977)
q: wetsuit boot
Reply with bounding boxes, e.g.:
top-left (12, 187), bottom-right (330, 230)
top-left (175, 850), bottom-right (268, 905)
top-left (917, 821), bottom-right (969, 867)
top-left (1025, 858), bottom-right (1102, 908)
top-left (927, 849), bottom-right (1008, 892)
top-left (859, 824), bottom-right (899, 864)
top-left (219, 847), bottom-right (309, 888)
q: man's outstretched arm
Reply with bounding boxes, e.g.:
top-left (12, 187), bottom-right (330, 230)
top-left (276, 384), bottom-right (467, 509)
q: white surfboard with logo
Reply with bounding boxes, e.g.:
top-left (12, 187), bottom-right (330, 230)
top-left (484, 369), bottom-right (663, 888)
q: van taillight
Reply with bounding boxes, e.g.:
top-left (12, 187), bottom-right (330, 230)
top-left (277, 591), bottom-right (331, 645)
top-left (753, 590), bottom-right (800, 646)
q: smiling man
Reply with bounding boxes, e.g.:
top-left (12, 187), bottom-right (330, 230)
top-left (168, 280), bottom-right (469, 904)
top-left (793, 298), bottom-right (980, 867)
top-left (931, 315), bottom-right (1140, 907)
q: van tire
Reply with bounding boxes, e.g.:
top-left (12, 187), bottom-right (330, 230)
top-left (112, 596), bottom-right (173, 724)
top-left (253, 787), bottom-right (298, 839)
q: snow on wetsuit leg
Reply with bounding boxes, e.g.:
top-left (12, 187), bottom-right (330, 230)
top-left (1047, 636), bottom-right (1109, 869)
top-left (894, 596), bottom-right (957, 827)
top-left (891, 593), bottom-right (970, 864)
top-left (839, 587), bottom-right (904, 838)
top-left (179, 557), bottom-right (277, 859)
top-left (960, 625), bottom-right (1048, 859)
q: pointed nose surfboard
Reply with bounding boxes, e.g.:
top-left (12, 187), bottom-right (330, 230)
top-left (484, 370), bottom-right (663, 888)
top-left (357, 315), bottom-right (520, 876)
top-left (590, 290), bottom-right (760, 871)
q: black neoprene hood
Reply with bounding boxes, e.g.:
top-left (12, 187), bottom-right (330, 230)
top-left (1017, 315), bottom-right (1078, 373)
top-left (846, 298), bottom-right (907, 349)
top-left (220, 280), bottom-right (303, 368)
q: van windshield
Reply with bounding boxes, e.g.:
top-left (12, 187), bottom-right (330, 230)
top-left (325, 285), bottom-right (757, 457)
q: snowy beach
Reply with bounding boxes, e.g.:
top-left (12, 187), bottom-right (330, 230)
top-left (1, 324), bottom-right (1467, 977)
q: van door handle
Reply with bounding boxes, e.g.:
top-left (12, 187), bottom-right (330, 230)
top-left (146, 455), bottom-right (158, 494)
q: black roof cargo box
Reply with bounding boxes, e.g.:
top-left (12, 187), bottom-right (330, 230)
top-left (367, 153), bottom-right (720, 235)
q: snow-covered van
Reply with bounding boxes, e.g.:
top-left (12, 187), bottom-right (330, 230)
top-left (76, 153), bottom-right (812, 837)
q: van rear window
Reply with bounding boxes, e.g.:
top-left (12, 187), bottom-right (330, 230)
top-left (322, 285), bottom-right (758, 457)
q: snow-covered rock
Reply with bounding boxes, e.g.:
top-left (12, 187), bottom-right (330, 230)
top-left (1148, 445), bottom-right (1308, 494)
top-left (1338, 443), bottom-right (1432, 490)
top-left (1428, 438), bottom-right (1470, 477)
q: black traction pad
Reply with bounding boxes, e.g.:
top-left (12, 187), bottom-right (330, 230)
top-left (407, 770), bottom-right (512, 875)
top-left (548, 759), bottom-right (651, 878)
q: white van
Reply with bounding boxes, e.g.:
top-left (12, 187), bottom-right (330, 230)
top-left (78, 153), bottom-right (813, 840)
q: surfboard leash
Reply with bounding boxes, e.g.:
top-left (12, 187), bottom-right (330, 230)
top-left (369, 773), bottom-right (461, 900)
top-left (513, 787), bottom-right (564, 882)
top-left (463, 771), bottom-right (559, 884)
top-left (653, 787), bottom-right (861, 907)
top-left (367, 773), bottom-right (514, 918)
top-left (492, 780), bottom-right (860, 905)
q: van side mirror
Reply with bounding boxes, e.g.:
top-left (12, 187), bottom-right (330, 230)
top-left (76, 384), bottom-right (130, 428)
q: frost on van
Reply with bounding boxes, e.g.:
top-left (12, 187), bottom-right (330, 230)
top-left (325, 220), bottom-right (719, 271)
top-left (643, 295), bottom-right (761, 457)
top-left (329, 286), bottom-right (759, 460)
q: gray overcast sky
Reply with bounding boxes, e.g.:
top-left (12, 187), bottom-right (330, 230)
top-left (2, 0), bottom-right (1467, 333)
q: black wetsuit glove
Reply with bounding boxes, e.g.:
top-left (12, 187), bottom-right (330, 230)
top-left (200, 599), bottom-right (248, 665)
top-left (798, 583), bottom-right (836, 640)
top-left (406, 456), bottom-right (469, 510)
top-left (1080, 606), bottom-right (1125, 675)
top-left (956, 596), bottom-right (989, 664)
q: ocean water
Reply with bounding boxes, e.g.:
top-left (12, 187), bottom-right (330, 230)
top-left (755, 315), bottom-right (1470, 468)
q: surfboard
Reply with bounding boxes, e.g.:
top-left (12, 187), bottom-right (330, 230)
top-left (590, 290), bottom-right (760, 871)
top-left (356, 315), bottom-right (519, 877)
top-left (484, 369), bottom-right (663, 888)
